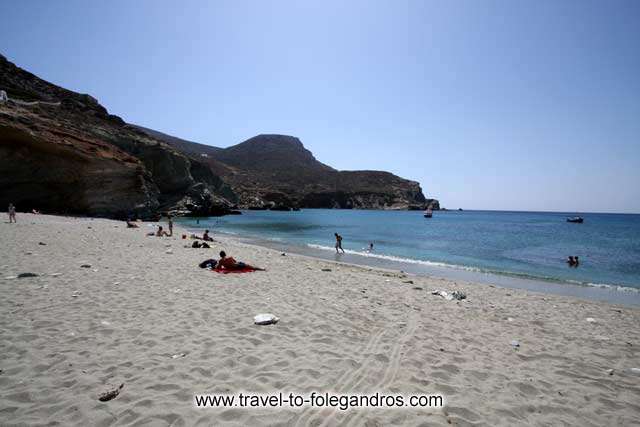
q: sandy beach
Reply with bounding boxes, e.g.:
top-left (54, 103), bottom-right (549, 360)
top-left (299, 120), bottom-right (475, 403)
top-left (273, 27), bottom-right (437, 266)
top-left (1, 214), bottom-right (639, 426)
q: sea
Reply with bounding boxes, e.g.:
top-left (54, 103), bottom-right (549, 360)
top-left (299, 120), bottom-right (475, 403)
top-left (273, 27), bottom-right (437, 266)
top-left (176, 209), bottom-right (640, 306)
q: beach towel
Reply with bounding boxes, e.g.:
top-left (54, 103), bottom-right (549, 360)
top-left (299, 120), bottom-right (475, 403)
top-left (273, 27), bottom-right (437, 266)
top-left (213, 267), bottom-right (256, 274)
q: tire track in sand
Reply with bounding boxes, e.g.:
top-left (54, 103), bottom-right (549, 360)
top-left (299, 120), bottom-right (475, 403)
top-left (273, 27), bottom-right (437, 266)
top-left (293, 326), bottom-right (386, 427)
top-left (326, 310), bottom-right (419, 427)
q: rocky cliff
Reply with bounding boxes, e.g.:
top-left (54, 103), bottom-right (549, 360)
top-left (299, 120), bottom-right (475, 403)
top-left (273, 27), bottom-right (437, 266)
top-left (0, 54), bottom-right (235, 218)
top-left (1, 54), bottom-right (438, 217)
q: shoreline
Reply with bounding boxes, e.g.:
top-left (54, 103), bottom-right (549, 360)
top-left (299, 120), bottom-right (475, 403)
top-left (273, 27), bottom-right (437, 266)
top-left (2, 214), bottom-right (640, 426)
top-left (183, 226), bottom-right (640, 307)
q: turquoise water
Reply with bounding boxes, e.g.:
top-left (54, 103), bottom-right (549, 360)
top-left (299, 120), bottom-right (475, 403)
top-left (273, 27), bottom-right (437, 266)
top-left (177, 209), bottom-right (640, 291)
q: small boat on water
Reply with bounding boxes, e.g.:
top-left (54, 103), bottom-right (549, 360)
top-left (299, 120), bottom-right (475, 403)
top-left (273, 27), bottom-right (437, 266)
top-left (424, 208), bottom-right (433, 218)
top-left (567, 216), bottom-right (584, 223)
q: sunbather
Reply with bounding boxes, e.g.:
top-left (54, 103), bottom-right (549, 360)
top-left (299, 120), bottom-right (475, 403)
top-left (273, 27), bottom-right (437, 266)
top-left (217, 250), bottom-right (265, 271)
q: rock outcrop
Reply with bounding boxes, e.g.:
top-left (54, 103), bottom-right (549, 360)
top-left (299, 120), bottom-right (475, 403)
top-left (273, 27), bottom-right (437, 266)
top-left (154, 133), bottom-right (436, 210)
top-left (1, 54), bottom-right (438, 217)
top-left (0, 54), bottom-right (235, 217)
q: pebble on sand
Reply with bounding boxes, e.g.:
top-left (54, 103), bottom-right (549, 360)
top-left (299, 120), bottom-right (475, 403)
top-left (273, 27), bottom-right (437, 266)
top-left (98, 383), bottom-right (124, 402)
top-left (17, 272), bottom-right (39, 278)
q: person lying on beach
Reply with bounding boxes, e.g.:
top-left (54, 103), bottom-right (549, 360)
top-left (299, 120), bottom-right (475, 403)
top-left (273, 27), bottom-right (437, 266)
top-left (126, 220), bottom-right (139, 228)
top-left (217, 250), bottom-right (265, 271)
top-left (192, 241), bottom-right (210, 248)
top-left (193, 230), bottom-right (214, 241)
top-left (156, 225), bottom-right (169, 237)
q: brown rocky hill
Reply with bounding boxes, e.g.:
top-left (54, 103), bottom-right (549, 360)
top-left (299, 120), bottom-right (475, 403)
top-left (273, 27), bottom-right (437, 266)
top-left (1, 54), bottom-right (438, 217)
top-left (141, 130), bottom-right (439, 210)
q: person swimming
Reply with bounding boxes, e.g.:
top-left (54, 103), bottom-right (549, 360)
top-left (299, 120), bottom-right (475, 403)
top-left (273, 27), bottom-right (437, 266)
top-left (217, 250), bottom-right (265, 271)
top-left (567, 256), bottom-right (580, 267)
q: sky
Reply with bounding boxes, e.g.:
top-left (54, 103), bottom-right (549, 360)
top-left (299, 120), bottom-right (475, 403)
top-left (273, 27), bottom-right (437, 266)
top-left (1, 0), bottom-right (639, 213)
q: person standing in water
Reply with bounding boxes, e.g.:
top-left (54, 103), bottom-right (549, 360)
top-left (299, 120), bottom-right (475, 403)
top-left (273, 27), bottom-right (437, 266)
top-left (8, 203), bottom-right (16, 223)
top-left (335, 233), bottom-right (345, 253)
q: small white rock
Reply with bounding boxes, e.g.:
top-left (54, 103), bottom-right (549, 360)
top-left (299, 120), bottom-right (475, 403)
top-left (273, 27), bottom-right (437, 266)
top-left (254, 313), bottom-right (279, 325)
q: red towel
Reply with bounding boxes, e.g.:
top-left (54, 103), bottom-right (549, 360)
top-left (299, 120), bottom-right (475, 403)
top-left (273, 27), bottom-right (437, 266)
top-left (213, 267), bottom-right (256, 274)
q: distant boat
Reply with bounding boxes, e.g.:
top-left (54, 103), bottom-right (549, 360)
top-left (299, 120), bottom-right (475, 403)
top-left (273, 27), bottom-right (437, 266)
top-left (424, 208), bottom-right (433, 218)
top-left (567, 216), bottom-right (584, 223)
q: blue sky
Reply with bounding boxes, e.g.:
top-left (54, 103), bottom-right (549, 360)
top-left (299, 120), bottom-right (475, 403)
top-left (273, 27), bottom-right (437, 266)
top-left (1, 0), bottom-right (639, 212)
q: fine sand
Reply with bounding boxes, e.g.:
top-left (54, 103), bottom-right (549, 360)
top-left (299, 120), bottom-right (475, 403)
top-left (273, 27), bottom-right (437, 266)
top-left (1, 214), bottom-right (639, 426)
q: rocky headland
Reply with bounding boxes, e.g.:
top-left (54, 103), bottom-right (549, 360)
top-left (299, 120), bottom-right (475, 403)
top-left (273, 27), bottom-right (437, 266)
top-left (0, 54), bottom-right (438, 217)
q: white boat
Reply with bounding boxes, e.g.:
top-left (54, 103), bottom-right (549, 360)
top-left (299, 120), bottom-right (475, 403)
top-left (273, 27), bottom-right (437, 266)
top-left (424, 208), bottom-right (433, 218)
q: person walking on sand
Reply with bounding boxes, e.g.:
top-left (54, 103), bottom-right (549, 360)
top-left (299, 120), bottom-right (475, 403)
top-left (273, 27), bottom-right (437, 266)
top-left (335, 233), bottom-right (345, 254)
top-left (8, 203), bottom-right (16, 223)
top-left (167, 215), bottom-right (173, 236)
